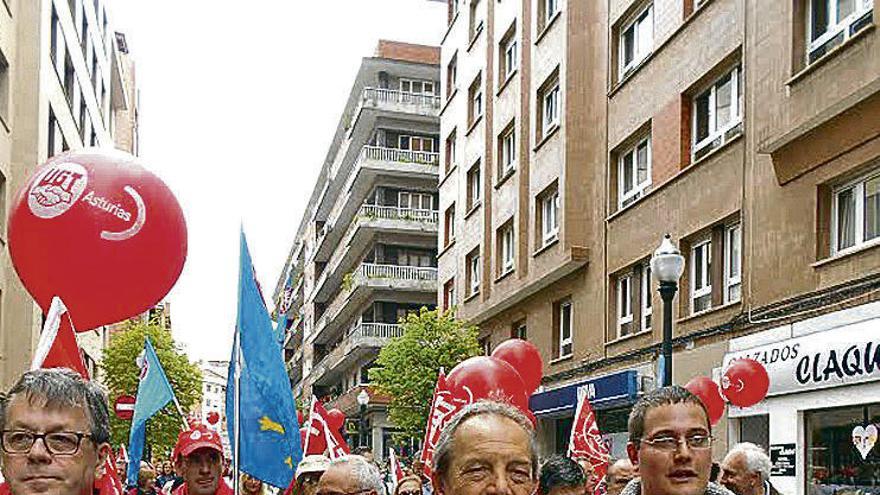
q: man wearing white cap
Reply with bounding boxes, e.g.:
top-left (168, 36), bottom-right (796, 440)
top-left (283, 455), bottom-right (329, 495)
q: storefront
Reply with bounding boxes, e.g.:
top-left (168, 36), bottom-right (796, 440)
top-left (723, 301), bottom-right (880, 495)
top-left (529, 367), bottom-right (649, 458)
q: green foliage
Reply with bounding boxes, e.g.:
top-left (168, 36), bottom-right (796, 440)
top-left (369, 308), bottom-right (480, 439)
top-left (102, 319), bottom-right (203, 459)
top-left (342, 272), bottom-right (355, 292)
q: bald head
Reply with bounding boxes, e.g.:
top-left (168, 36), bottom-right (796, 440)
top-left (606, 458), bottom-right (636, 495)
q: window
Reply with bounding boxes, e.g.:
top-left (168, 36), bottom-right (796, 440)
top-left (693, 65), bottom-right (743, 161)
top-left (618, 137), bottom-right (651, 208)
top-left (449, 0), bottom-right (461, 23)
top-left (469, 0), bottom-right (485, 40)
top-left (691, 240), bottom-right (712, 313)
top-left (499, 222), bottom-right (515, 275)
top-left (479, 336), bottom-right (491, 355)
top-left (466, 249), bottom-right (481, 297)
top-left (557, 299), bottom-right (573, 357)
top-left (498, 123), bottom-right (516, 177)
top-left (832, 169), bottom-right (880, 254)
top-left (543, 0), bottom-right (560, 25)
top-left (445, 129), bottom-right (457, 173)
top-left (512, 320), bottom-right (527, 340)
top-left (468, 74), bottom-right (483, 126)
top-left (641, 263), bottom-right (653, 331)
top-left (0, 49), bottom-right (9, 123)
top-left (499, 26), bottom-right (518, 81)
top-left (444, 204), bottom-right (456, 246)
top-left (446, 54), bottom-right (458, 99)
top-left (399, 135), bottom-right (434, 152)
top-left (808, 0), bottom-right (873, 64)
top-left (399, 192), bottom-right (434, 210)
top-left (724, 223), bottom-right (742, 303)
top-left (400, 79), bottom-right (435, 95)
top-left (538, 71), bottom-right (560, 140)
top-left (619, 4), bottom-right (653, 79)
top-left (806, 403), bottom-right (880, 495)
top-left (618, 274), bottom-right (634, 336)
top-left (51, 6), bottom-right (64, 76)
top-left (443, 278), bottom-right (456, 311)
top-left (466, 161), bottom-right (481, 211)
top-left (540, 189), bottom-right (559, 246)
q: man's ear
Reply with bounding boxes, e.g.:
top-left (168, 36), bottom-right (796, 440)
top-left (94, 443), bottom-right (111, 476)
top-left (625, 442), bottom-right (639, 468)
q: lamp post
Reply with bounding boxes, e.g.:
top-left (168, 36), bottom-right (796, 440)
top-left (356, 389), bottom-right (370, 449)
top-left (650, 234), bottom-right (685, 387)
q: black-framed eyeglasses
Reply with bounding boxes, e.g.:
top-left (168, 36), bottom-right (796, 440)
top-left (1, 430), bottom-right (94, 455)
top-left (317, 489), bottom-right (375, 495)
top-left (399, 490), bottom-right (421, 495)
top-left (640, 434), bottom-right (713, 451)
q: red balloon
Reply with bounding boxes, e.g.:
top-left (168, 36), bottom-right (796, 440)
top-left (326, 408), bottom-right (345, 432)
top-left (8, 149), bottom-right (187, 331)
top-left (446, 356), bottom-right (530, 412)
top-left (721, 358), bottom-right (770, 408)
top-left (491, 339), bottom-right (543, 395)
top-left (684, 376), bottom-right (725, 426)
top-left (301, 421), bottom-right (327, 455)
top-left (206, 411), bottom-right (220, 425)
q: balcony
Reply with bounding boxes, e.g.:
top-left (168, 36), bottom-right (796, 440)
top-left (310, 322), bottom-right (405, 386)
top-left (348, 88), bottom-right (441, 136)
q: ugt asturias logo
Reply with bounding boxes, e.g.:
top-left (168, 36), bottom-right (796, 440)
top-left (28, 163), bottom-right (89, 219)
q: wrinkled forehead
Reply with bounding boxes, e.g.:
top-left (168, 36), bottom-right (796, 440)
top-left (4, 393), bottom-right (90, 428)
top-left (320, 465), bottom-right (366, 493)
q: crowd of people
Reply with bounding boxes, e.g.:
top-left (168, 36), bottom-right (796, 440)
top-left (0, 368), bottom-right (783, 495)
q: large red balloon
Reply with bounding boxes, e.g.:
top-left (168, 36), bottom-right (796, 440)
top-left (721, 358), bottom-right (770, 408)
top-left (446, 356), bottom-right (530, 412)
top-left (326, 408), bottom-right (346, 432)
top-left (491, 339), bottom-right (543, 395)
top-left (684, 376), bottom-right (725, 426)
top-left (8, 149), bottom-right (187, 331)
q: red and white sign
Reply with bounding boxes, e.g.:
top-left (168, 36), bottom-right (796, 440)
top-left (114, 395), bottom-right (136, 420)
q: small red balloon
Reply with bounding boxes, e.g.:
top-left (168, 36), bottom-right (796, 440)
top-left (684, 376), bottom-right (725, 426)
top-left (491, 339), bottom-right (543, 395)
top-left (721, 358), bottom-right (770, 408)
top-left (447, 356), bottom-right (530, 412)
top-left (8, 148), bottom-right (187, 331)
top-left (326, 408), bottom-right (345, 432)
top-left (206, 411), bottom-right (219, 425)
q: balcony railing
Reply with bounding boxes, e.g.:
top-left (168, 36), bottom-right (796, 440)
top-left (359, 205), bottom-right (439, 223)
top-left (360, 145), bottom-right (439, 167)
top-left (362, 87), bottom-right (441, 109)
top-left (349, 322), bottom-right (403, 340)
top-left (354, 263), bottom-right (438, 283)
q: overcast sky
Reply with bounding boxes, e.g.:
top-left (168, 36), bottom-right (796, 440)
top-left (110, 0), bottom-right (447, 361)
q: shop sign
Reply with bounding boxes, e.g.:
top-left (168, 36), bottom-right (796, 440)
top-left (723, 318), bottom-right (880, 397)
top-left (530, 370), bottom-right (639, 417)
top-left (770, 443), bottom-right (796, 477)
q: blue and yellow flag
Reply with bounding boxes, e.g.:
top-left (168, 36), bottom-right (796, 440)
top-left (226, 231), bottom-right (303, 488)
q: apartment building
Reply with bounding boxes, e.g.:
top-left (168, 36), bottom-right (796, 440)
top-left (440, 0), bottom-right (879, 490)
top-left (275, 40), bottom-right (441, 461)
top-left (0, 0), bottom-right (134, 387)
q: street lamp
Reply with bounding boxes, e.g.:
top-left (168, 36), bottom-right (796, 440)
top-left (356, 389), bottom-right (370, 449)
top-left (651, 234), bottom-right (685, 388)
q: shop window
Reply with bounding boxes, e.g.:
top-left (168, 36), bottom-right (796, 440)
top-left (693, 65), bottom-right (743, 162)
top-left (617, 3), bottom-right (653, 81)
top-left (806, 403), bottom-right (880, 495)
top-left (832, 168), bottom-right (880, 255)
top-left (807, 0), bottom-right (873, 64)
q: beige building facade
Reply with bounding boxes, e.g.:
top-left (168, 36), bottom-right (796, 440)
top-left (439, 0), bottom-right (880, 488)
top-left (0, 0), bottom-right (135, 387)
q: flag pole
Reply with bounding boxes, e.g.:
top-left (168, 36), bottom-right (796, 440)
top-left (171, 394), bottom-right (189, 430)
top-left (233, 338), bottom-right (242, 495)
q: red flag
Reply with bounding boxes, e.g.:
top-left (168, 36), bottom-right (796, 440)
top-left (568, 389), bottom-right (610, 482)
top-left (312, 399), bottom-right (350, 459)
top-left (97, 456), bottom-right (124, 495)
top-left (31, 297), bottom-right (89, 378)
top-left (419, 371), bottom-right (466, 478)
top-left (389, 448), bottom-right (404, 483)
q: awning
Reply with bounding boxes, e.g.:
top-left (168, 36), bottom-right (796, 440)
top-left (530, 369), bottom-right (640, 418)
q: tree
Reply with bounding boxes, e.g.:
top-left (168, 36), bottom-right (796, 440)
top-left (369, 308), bottom-right (480, 441)
top-left (102, 318), bottom-right (203, 460)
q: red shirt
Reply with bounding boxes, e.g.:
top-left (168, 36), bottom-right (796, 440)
top-left (172, 480), bottom-right (233, 495)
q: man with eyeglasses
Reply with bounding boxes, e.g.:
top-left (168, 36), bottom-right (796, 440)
top-left (171, 424), bottom-right (231, 495)
top-left (315, 455), bottom-right (385, 495)
top-left (622, 387), bottom-right (734, 495)
top-left (431, 401), bottom-right (537, 495)
top-left (0, 368), bottom-right (112, 495)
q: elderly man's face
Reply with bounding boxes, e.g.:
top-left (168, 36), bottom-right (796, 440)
top-left (606, 459), bottom-right (637, 495)
top-left (177, 449), bottom-right (223, 495)
top-left (720, 453), bottom-right (761, 495)
top-left (317, 463), bottom-right (376, 495)
top-left (0, 395), bottom-right (109, 495)
top-left (437, 414), bottom-right (535, 495)
top-left (627, 403), bottom-right (712, 495)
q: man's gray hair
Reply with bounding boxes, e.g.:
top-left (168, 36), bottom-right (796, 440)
top-left (432, 400), bottom-right (538, 480)
top-left (0, 368), bottom-right (111, 444)
top-left (628, 386), bottom-right (709, 444)
top-left (329, 455), bottom-right (384, 495)
top-left (726, 443), bottom-right (771, 482)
